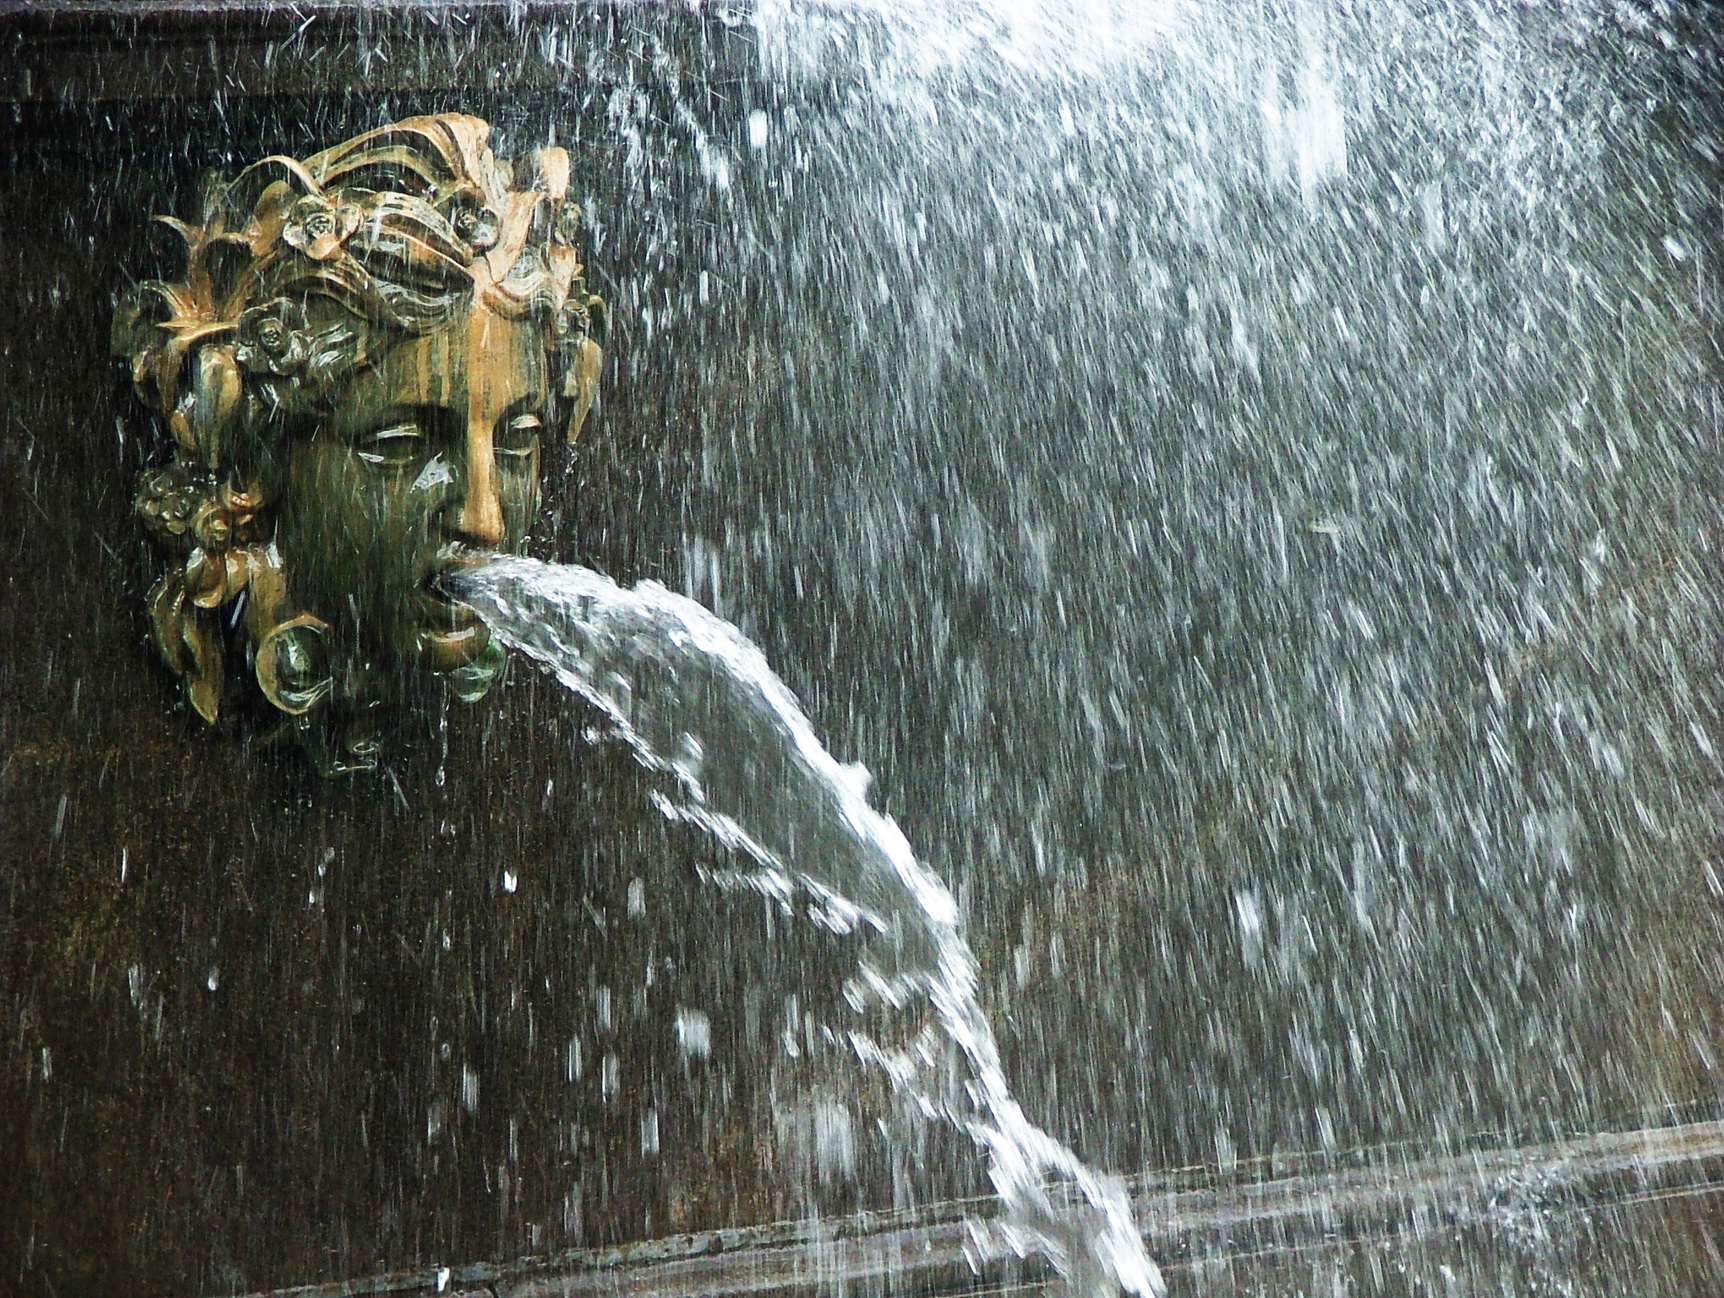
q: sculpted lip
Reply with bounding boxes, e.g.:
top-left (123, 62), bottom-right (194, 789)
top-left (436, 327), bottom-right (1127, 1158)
top-left (420, 578), bottom-right (479, 629)
top-left (417, 547), bottom-right (490, 668)
top-left (421, 545), bottom-right (487, 624)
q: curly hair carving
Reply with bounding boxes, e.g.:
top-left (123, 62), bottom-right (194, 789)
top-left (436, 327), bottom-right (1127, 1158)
top-left (114, 115), bottom-right (604, 753)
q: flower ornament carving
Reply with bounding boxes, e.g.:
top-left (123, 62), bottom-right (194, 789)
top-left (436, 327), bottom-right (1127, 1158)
top-left (281, 194), bottom-right (361, 261)
top-left (135, 463), bottom-right (208, 546)
top-left (112, 115), bottom-right (607, 772)
top-left (449, 198), bottom-right (501, 252)
top-left (234, 299), bottom-right (311, 376)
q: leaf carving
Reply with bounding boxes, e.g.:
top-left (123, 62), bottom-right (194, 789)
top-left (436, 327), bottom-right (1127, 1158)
top-left (146, 570), bottom-right (193, 678)
top-left (178, 604), bottom-right (225, 724)
top-left (564, 336), bottom-right (603, 444)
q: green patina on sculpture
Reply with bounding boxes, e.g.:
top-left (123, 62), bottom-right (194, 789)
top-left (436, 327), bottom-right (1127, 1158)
top-left (114, 114), bottom-right (604, 773)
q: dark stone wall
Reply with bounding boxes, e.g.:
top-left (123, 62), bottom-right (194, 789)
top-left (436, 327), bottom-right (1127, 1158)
top-left (9, 9), bottom-right (1724, 1298)
top-left (0, 25), bottom-right (903, 1297)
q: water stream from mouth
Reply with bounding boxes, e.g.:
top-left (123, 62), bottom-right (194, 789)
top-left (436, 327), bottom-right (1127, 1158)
top-left (448, 553), bottom-right (1164, 1298)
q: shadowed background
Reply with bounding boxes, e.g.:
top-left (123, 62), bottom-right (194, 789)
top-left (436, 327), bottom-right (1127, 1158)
top-left (4, 3), bottom-right (1724, 1295)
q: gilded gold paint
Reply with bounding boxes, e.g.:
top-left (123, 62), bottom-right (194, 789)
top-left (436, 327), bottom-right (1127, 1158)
top-left (114, 114), bottom-right (606, 773)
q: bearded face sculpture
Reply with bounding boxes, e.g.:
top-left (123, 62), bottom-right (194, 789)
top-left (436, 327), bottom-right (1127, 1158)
top-left (114, 115), bottom-right (604, 773)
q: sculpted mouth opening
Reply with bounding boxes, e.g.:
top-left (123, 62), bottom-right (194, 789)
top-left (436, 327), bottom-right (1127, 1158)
top-left (423, 545), bottom-right (488, 626)
top-left (417, 545), bottom-right (506, 686)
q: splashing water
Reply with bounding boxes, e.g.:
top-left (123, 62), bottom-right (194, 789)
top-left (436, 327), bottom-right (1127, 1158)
top-left (449, 554), bottom-right (1164, 1298)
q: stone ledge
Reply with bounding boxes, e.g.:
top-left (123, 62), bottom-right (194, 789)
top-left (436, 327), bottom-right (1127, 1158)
top-left (223, 1115), bottom-right (1724, 1298)
top-left (0, 1), bottom-right (757, 103)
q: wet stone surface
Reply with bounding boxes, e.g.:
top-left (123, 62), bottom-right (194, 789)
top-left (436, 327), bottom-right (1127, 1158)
top-left (4, 5), bottom-right (1724, 1297)
top-left (0, 70), bottom-right (941, 1296)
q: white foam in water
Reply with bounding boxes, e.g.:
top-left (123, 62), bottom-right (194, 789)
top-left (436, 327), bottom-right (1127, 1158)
top-left (451, 554), bottom-right (1165, 1298)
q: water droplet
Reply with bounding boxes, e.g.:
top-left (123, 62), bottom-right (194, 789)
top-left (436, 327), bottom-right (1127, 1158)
top-left (674, 1008), bottom-right (711, 1059)
top-left (461, 1064), bottom-right (480, 1114)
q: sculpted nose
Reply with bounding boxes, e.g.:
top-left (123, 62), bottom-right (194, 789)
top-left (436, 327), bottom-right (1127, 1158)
top-left (455, 475), bottom-right (504, 548)
top-left (453, 424), bottom-right (505, 548)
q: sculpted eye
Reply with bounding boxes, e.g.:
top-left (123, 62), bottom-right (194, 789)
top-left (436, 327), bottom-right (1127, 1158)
top-left (496, 412), bottom-right (543, 460)
top-left (356, 421), bottom-right (427, 469)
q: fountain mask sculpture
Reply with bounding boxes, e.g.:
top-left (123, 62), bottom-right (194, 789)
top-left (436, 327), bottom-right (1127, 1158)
top-left (114, 113), bottom-right (605, 773)
top-left (111, 113), bottom-right (1168, 1298)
